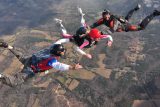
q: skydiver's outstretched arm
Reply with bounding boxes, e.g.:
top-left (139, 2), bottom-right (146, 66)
top-left (54, 18), bottom-right (73, 38)
top-left (90, 18), bottom-right (104, 28)
top-left (101, 34), bottom-right (113, 40)
top-left (73, 46), bottom-right (92, 59)
top-left (100, 34), bottom-right (113, 47)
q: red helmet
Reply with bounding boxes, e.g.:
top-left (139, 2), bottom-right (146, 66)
top-left (88, 28), bottom-right (101, 39)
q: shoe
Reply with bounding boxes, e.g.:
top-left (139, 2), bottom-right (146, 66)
top-left (0, 73), bottom-right (15, 87)
top-left (134, 4), bottom-right (141, 11)
top-left (54, 18), bottom-right (62, 24)
top-left (153, 10), bottom-right (160, 16)
top-left (0, 73), bottom-right (5, 79)
top-left (78, 7), bottom-right (85, 16)
top-left (0, 41), bottom-right (8, 48)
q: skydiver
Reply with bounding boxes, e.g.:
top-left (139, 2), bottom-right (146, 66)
top-left (0, 40), bottom-right (82, 87)
top-left (54, 7), bottom-right (113, 59)
top-left (91, 4), bottom-right (160, 33)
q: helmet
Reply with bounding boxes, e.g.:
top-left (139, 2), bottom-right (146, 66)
top-left (102, 9), bottom-right (110, 16)
top-left (88, 28), bottom-right (101, 39)
top-left (50, 44), bottom-right (65, 56)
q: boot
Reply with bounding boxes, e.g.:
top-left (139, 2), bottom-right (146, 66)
top-left (78, 7), bottom-right (85, 16)
top-left (0, 41), bottom-right (8, 48)
top-left (153, 10), bottom-right (160, 16)
top-left (54, 18), bottom-right (62, 24)
top-left (0, 73), bottom-right (16, 87)
top-left (134, 4), bottom-right (141, 11)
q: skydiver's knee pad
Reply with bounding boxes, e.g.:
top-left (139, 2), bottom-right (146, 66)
top-left (125, 24), bottom-right (140, 31)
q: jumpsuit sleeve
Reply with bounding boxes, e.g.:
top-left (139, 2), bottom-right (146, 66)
top-left (90, 18), bottom-right (104, 28)
top-left (101, 34), bottom-right (113, 42)
top-left (54, 38), bottom-right (70, 45)
top-left (48, 59), bottom-right (70, 71)
top-left (79, 41), bottom-right (89, 49)
top-left (73, 46), bottom-right (87, 55)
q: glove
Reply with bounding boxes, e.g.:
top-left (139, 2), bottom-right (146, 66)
top-left (85, 54), bottom-right (92, 59)
top-left (73, 63), bottom-right (83, 69)
top-left (106, 41), bottom-right (112, 47)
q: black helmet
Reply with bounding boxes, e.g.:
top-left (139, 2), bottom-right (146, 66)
top-left (50, 44), bottom-right (65, 56)
top-left (102, 9), bottom-right (110, 16)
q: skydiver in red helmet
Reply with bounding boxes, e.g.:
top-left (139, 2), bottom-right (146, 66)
top-left (54, 7), bottom-right (113, 59)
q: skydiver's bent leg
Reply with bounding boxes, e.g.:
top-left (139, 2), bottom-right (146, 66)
top-left (124, 10), bottom-right (160, 31)
top-left (0, 41), bottom-right (28, 64)
top-left (139, 10), bottom-right (160, 30)
top-left (55, 18), bottom-right (73, 38)
top-left (0, 67), bottom-right (34, 87)
top-left (125, 4), bottom-right (141, 21)
top-left (9, 47), bottom-right (30, 65)
top-left (78, 7), bottom-right (86, 27)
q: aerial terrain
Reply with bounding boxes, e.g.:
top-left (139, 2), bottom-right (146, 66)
top-left (0, 0), bottom-right (160, 107)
